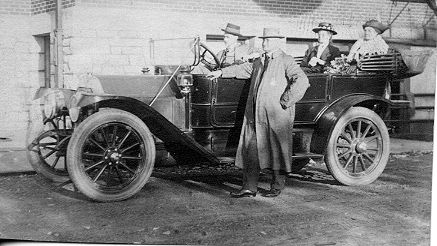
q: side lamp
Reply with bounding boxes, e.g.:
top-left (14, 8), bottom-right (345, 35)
top-left (176, 65), bottom-right (193, 94)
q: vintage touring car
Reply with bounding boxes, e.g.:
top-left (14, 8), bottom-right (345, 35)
top-left (27, 38), bottom-right (426, 202)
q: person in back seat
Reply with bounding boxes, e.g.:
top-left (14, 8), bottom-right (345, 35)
top-left (300, 22), bottom-right (341, 73)
top-left (346, 19), bottom-right (390, 63)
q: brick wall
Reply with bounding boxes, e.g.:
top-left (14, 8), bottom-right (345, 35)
top-left (78, 0), bottom-right (436, 39)
top-left (31, 0), bottom-right (75, 15)
top-left (60, 1), bottom-right (435, 80)
top-left (0, 0), bottom-right (30, 15)
top-left (0, 0), bottom-right (76, 15)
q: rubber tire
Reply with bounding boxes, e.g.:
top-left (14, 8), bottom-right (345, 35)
top-left (325, 106), bottom-right (389, 186)
top-left (66, 109), bottom-right (155, 202)
top-left (26, 117), bottom-right (70, 183)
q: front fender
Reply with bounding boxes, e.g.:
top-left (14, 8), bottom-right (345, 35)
top-left (33, 87), bottom-right (76, 100)
top-left (74, 93), bottom-right (120, 108)
top-left (76, 96), bottom-right (220, 165)
top-left (310, 94), bottom-right (392, 154)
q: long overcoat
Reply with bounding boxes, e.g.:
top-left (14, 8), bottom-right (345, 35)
top-left (221, 49), bottom-right (309, 172)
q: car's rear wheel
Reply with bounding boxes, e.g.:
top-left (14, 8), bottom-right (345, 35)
top-left (325, 106), bottom-right (389, 186)
top-left (67, 109), bottom-right (155, 202)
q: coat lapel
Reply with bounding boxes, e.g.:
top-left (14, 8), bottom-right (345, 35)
top-left (319, 45), bottom-right (331, 60)
top-left (310, 46), bottom-right (318, 58)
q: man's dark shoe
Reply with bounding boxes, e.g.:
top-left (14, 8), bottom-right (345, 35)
top-left (262, 188), bottom-right (281, 197)
top-left (230, 189), bottom-right (257, 198)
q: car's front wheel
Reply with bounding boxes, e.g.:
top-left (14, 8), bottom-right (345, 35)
top-left (325, 106), bottom-right (389, 186)
top-left (67, 109), bottom-right (155, 202)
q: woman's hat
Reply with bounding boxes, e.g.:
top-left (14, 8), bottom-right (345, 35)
top-left (312, 22), bottom-right (337, 35)
top-left (221, 23), bottom-right (243, 36)
top-left (258, 28), bottom-right (285, 39)
top-left (362, 19), bottom-right (389, 34)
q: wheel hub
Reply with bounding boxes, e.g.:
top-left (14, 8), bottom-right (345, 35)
top-left (110, 152), bottom-right (120, 161)
top-left (355, 141), bottom-right (367, 153)
top-left (105, 148), bottom-right (122, 164)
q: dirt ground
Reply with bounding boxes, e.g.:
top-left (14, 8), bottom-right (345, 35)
top-left (0, 152), bottom-right (432, 246)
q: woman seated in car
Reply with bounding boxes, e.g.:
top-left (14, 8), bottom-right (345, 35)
top-left (300, 22), bottom-right (341, 73)
top-left (346, 19), bottom-right (389, 63)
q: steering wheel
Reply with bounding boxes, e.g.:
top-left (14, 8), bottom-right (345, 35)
top-left (199, 43), bottom-right (221, 71)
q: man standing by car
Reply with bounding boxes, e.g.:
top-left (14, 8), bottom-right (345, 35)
top-left (207, 28), bottom-right (309, 198)
top-left (300, 22), bottom-right (341, 73)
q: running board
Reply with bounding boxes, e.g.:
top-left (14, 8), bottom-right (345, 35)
top-left (217, 152), bottom-right (324, 164)
top-left (293, 152), bottom-right (324, 159)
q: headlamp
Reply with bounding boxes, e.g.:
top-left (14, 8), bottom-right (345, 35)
top-left (43, 90), bottom-right (66, 119)
top-left (68, 92), bottom-right (84, 123)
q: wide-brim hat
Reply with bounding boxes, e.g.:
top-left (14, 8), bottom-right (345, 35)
top-left (312, 22), bottom-right (337, 35)
top-left (258, 28), bottom-right (285, 39)
top-left (221, 23), bottom-right (242, 36)
top-left (362, 19), bottom-right (389, 34)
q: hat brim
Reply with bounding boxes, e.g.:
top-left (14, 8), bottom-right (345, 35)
top-left (312, 27), bottom-right (337, 35)
top-left (258, 36), bottom-right (285, 39)
top-left (362, 24), bottom-right (389, 34)
top-left (221, 29), bottom-right (243, 36)
top-left (240, 35), bottom-right (256, 40)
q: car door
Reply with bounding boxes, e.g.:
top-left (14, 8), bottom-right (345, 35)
top-left (210, 77), bottom-right (251, 127)
top-left (295, 74), bottom-right (331, 124)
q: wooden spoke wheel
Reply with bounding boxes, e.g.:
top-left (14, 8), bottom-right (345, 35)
top-left (325, 107), bottom-right (389, 186)
top-left (67, 109), bottom-right (155, 202)
top-left (27, 116), bottom-right (72, 182)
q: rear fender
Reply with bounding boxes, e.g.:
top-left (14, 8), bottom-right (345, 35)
top-left (311, 94), bottom-right (392, 154)
top-left (76, 96), bottom-right (220, 165)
